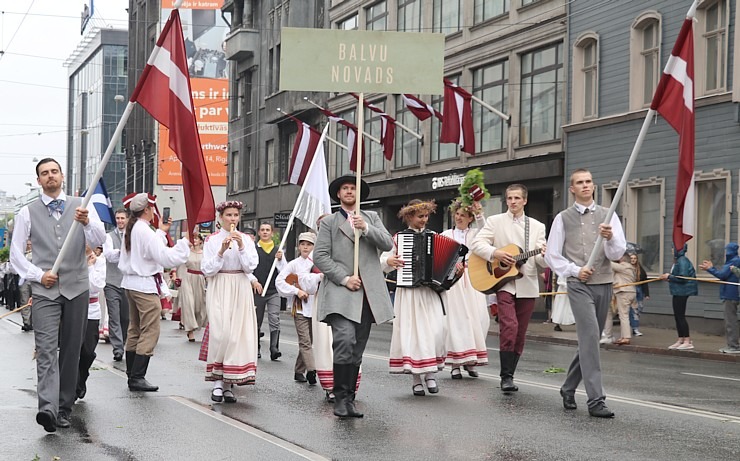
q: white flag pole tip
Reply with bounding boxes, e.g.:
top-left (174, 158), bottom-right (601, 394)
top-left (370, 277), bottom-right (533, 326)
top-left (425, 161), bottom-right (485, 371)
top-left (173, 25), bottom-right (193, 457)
top-left (173, 0), bottom-right (185, 9)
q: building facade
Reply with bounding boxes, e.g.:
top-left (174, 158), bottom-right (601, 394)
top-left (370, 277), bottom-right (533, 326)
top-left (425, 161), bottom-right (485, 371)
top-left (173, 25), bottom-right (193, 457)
top-left (224, 0), bottom-right (567, 244)
top-left (65, 28), bottom-right (129, 209)
top-left (565, 0), bottom-right (739, 332)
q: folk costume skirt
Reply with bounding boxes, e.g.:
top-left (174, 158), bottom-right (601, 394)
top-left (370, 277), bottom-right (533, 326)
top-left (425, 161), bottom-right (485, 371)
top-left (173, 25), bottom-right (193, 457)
top-left (442, 269), bottom-right (489, 366)
top-left (389, 286), bottom-right (447, 374)
top-left (205, 273), bottom-right (257, 385)
top-left (552, 280), bottom-right (575, 325)
top-left (180, 270), bottom-right (207, 332)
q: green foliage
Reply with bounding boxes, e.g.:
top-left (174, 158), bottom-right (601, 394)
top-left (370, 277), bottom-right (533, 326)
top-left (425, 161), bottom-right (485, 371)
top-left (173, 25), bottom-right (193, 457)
top-left (272, 231), bottom-right (281, 246)
top-left (457, 168), bottom-right (490, 208)
top-left (543, 366), bottom-right (566, 374)
top-left (0, 246), bottom-right (9, 262)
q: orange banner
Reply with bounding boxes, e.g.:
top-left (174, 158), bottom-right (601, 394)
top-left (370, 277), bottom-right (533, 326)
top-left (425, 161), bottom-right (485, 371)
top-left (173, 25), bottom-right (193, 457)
top-left (158, 78), bottom-right (228, 186)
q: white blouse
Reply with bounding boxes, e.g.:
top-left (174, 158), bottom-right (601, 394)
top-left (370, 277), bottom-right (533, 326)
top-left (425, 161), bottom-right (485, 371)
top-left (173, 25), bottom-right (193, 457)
top-left (201, 229), bottom-right (259, 277)
top-left (87, 255), bottom-right (107, 320)
top-left (275, 255), bottom-right (321, 318)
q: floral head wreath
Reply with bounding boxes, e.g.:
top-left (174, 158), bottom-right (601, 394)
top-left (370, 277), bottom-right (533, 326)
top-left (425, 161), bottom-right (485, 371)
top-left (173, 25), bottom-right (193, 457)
top-left (397, 199), bottom-right (437, 220)
top-left (216, 200), bottom-right (243, 213)
top-left (449, 198), bottom-right (478, 217)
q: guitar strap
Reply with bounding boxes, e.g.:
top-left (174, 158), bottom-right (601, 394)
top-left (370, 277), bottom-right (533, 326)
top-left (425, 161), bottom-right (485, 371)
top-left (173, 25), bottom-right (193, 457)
top-left (524, 216), bottom-right (530, 253)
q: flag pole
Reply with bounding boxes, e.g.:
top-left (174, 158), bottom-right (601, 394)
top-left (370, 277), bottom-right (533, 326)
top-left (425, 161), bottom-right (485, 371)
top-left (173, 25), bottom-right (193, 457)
top-left (585, 0), bottom-right (698, 269)
top-left (391, 119), bottom-right (422, 140)
top-left (50, 101), bottom-right (136, 275)
top-left (277, 108), bottom-right (348, 151)
top-left (304, 97), bottom-right (381, 144)
top-left (471, 94), bottom-right (510, 122)
top-left (261, 123), bottom-right (331, 296)
top-left (353, 93), bottom-right (365, 276)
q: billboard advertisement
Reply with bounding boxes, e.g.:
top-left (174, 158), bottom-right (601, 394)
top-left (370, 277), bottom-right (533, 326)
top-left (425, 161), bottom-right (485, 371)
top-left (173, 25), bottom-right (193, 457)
top-left (159, 1), bottom-right (228, 186)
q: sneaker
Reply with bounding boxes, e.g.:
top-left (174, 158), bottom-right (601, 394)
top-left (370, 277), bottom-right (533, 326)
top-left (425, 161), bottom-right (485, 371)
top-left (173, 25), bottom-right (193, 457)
top-left (719, 347), bottom-right (740, 354)
top-left (632, 329), bottom-right (643, 337)
top-left (599, 336), bottom-right (613, 344)
top-left (668, 340), bottom-right (683, 350)
top-left (676, 341), bottom-right (694, 350)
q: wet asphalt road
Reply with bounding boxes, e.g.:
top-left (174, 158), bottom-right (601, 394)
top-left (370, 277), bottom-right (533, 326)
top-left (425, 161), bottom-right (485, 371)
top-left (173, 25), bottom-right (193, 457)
top-left (2, 312), bottom-right (739, 461)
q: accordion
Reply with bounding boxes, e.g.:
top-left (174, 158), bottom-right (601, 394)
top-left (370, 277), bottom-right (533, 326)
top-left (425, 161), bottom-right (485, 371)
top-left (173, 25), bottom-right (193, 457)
top-left (395, 231), bottom-right (468, 292)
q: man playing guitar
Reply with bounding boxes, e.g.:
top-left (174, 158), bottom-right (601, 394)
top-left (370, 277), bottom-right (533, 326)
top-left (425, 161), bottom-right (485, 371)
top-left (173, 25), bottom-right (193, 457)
top-left (469, 184), bottom-right (547, 392)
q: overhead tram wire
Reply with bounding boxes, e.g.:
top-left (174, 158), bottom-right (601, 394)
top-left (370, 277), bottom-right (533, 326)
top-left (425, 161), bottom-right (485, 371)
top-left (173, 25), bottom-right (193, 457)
top-left (0, 0), bottom-right (36, 64)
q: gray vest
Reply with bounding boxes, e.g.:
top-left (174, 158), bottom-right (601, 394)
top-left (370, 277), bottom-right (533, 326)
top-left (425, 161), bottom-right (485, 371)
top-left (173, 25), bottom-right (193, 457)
top-left (29, 197), bottom-right (89, 300)
top-left (106, 230), bottom-right (124, 286)
top-left (561, 205), bottom-right (614, 285)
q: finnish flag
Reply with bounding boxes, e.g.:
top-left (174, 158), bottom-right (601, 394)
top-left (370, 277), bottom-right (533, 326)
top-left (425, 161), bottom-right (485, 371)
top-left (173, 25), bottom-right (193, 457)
top-left (84, 178), bottom-right (116, 225)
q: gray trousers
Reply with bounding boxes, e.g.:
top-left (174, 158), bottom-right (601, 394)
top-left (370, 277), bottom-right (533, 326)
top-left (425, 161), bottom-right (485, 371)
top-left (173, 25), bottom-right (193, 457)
top-left (32, 292), bottom-right (88, 417)
top-left (326, 299), bottom-right (373, 366)
top-left (562, 281), bottom-right (612, 409)
top-left (19, 281), bottom-right (32, 327)
top-left (104, 285), bottom-right (129, 355)
top-left (255, 292), bottom-right (281, 333)
top-left (724, 300), bottom-right (740, 349)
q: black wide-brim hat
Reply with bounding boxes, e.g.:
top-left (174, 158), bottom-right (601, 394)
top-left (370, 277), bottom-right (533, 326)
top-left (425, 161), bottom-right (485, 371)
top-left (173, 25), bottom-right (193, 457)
top-left (328, 175), bottom-right (370, 204)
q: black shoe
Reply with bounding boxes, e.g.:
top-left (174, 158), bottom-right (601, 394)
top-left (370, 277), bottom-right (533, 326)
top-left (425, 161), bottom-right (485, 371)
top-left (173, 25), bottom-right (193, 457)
top-left (464, 365), bottom-right (479, 378)
top-left (500, 376), bottom-right (518, 392)
top-left (294, 372), bottom-right (307, 383)
top-left (128, 378), bottom-right (159, 392)
top-left (35, 410), bottom-right (56, 433)
top-left (306, 370), bottom-right (317, 385)
top-left (451, 368), bottom-right (463, 379)
top-left (21, 324), bottom-right (33, 332)
top-left (560, 389), bottom-right (577, 410)
top-left (113, 352), bottom-right (123, 362)
top-left (345, 395), bottom-right (364, 418)
top-left (56, 412), bottom-right (71, 428)
top-left (128, 354), bottom-right (158, 391)
top-left (554, 324), bottom-right (563, 332)
top-left (76, 386), bottom-right (87, 400)
top-left (588, 403), bottom-right (615, 418)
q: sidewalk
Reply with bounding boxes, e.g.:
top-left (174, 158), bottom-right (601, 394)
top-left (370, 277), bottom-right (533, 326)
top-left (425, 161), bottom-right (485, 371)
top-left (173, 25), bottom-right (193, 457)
top-left (489, 319), bottom-right (740, 363)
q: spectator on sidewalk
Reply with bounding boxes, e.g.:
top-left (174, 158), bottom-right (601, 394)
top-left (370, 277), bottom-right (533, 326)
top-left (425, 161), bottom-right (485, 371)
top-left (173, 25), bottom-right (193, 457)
top-left (660, 244), bottom-right (698, 350)
top-left (701, 243), bottom-right (740, 354)
top-left (629, 253), bottom-right (650, 337)
top-left (19, 240), bottom-right (34, 331)
top-left (604, 254), bottom-right (635, 345)
top-left (551, 274), bottom-right (575, 329)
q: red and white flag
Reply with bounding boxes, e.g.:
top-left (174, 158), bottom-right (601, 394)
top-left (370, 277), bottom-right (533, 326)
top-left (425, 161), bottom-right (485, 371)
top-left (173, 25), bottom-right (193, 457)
top-left (318, 107), bottom-right (365, 171)
top-left (650, 17), bottom-right (694, 251)
top-left (402, 94), bottom-right (443, 122)
top-left (350, 93), bottom-right (395, 161)
top-left (286, 117), bottom-right (332, 230)
top-left (440, 79), bottom-right (476, 155)
top-left (129, 9), bottom-right (215, 241)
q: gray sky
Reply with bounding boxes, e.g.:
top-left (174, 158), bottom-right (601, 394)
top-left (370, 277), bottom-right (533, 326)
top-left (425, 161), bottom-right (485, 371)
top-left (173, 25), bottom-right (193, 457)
top-left (0, 0), bottom-right (128, 198)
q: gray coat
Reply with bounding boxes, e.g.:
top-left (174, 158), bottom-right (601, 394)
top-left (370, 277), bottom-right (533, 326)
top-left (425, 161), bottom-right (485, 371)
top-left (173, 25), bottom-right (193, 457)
top-left (314, 210), bottom-right (394, 325)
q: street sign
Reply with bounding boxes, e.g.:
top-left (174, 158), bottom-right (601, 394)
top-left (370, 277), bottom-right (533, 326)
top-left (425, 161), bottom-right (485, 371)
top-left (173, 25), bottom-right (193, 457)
top-left (280, 27), bottom-right (445, 95)
top-left (273, 213), bottom-right (291, 228)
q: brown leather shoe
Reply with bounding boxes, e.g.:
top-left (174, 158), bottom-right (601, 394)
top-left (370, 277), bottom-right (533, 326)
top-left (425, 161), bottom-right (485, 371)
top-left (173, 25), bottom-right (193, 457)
top-left (614, 338), bottom-right (631, 345)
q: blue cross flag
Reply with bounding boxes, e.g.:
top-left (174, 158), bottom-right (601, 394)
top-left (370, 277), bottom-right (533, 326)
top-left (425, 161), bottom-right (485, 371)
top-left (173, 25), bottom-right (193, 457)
top-left (83, 178), bottom-right (116, 225)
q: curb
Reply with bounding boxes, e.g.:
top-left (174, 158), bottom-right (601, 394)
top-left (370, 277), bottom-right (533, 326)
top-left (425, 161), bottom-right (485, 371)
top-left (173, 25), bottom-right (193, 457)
top-left (488, 331), bottom-right (740, 364)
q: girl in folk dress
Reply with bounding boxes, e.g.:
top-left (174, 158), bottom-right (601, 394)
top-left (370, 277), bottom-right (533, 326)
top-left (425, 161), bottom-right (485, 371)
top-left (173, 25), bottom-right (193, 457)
top-left (201, 201), bottom-right (259, 403)
top-left (179, 233), bottom-right (207, 342)
top-left (385, 200), bottom-right (448, 396)
top-left (441, 201), bottom-right (489, 379)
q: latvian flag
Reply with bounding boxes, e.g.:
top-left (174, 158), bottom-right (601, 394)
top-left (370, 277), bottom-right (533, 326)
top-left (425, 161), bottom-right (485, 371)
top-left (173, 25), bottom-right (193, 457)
top-left (440, 79), bottom-right (476, 155)
top-left (286, 116), bottom-right (332, 230)
top-left (350, 93), bottom-right (395, 161)
top-left (650, 16), bottom-right (695, 251)
top-left (318, 107), bottom-right (365, 171)
top-left (402, 94), bottom-right (443, 122)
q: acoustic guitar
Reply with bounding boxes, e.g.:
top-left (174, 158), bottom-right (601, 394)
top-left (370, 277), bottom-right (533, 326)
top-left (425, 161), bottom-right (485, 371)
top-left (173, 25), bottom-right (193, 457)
top-left (468, 243), bottom-right (542, 294)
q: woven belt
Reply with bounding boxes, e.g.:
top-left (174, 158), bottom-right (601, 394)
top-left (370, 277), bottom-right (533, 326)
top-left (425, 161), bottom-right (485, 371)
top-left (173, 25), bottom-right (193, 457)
top-left (187, 269), bottom-right (203, 275)
top-left (89, 297), bottom-right (99, 303)
top-left (218, 270), bottom-right (243, 274)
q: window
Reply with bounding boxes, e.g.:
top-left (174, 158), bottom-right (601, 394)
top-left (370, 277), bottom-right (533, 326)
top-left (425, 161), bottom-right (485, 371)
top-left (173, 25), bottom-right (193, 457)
top-left (335, 110), bottom-right (355, 177)
top-left (433, 0), bottom-right (461, 34)
top-left (699, 0), bottom-right (728, 94)
top-left (230, 150), bottom-right (241, 192)
top-left (394, 95), bottom-right (420, 167)
top-left (694, 175), bottom-right (729, 267)
top-left (397, 0), bottom-right (422, 32)
top-left (337, 14), bottom-right (358, 30)
top-left (474, 0), bottom-right (509, 24)
top-left (364, 101), bottom-right (386, 174)
top-left (473, 61), bottom-right (508, 153)
top-left (263, 139), bottom-right (277, 186)
top-left (630, 13), bottom-right (661, 110)
top-left (572, 34), bottom-right (598, 122)
top-left (521, 0), bottom-right (538, 5)
top-left (267, 48), bottom-right (275, 94)
top-left (366, 1), bottom-right (387, 31)
top-left (630, 183), bottom-right (663, 273)
top-left (520, 42), bottom-right (563, 145)
top-left (284, 131), bottom-right (296, 184)
top-left (244, 145), bottom-right (253, 190)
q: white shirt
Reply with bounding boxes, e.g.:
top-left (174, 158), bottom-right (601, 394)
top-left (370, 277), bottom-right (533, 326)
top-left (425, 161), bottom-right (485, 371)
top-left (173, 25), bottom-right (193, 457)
top-left (544, 202), bottom-right (627, 279)
top-left (87, 255), bottom-right (107, 320)
top-left (201, 229), bottom-right (259, 277)
top-left (10, 191), bottom-right (106, 283)
top-left (276, 255), bottom-right (320, 318)
top-left (102, 229), bottom-right (125, 264)
top-left (119, 219), bottom-right (190, 294)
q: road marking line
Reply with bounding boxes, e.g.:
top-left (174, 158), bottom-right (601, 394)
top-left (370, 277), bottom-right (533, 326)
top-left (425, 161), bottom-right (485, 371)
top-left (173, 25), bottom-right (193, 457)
top-left (282, 339), bottom-right (740, 424)
top-left (681, 372), bottom-right (740, 382)
top-left (171, 396), bottom-right (331, 461)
